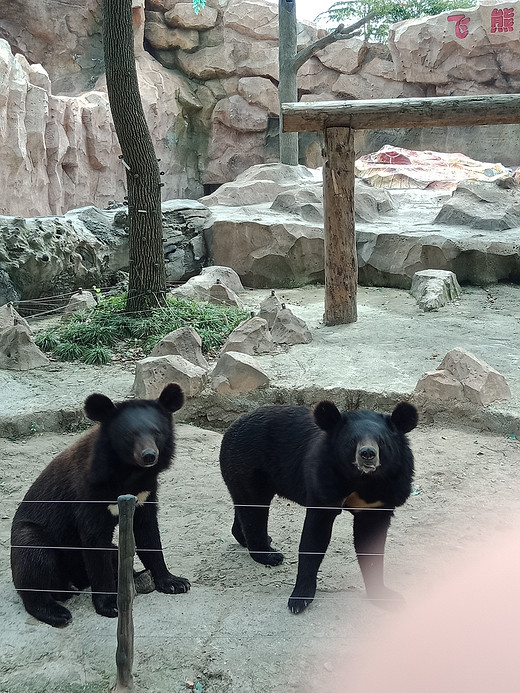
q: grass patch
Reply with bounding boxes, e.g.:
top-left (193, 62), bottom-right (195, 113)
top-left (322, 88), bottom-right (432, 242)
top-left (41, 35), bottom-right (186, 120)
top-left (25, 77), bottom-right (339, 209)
top-left (35, 292), bottom-right (250, 366)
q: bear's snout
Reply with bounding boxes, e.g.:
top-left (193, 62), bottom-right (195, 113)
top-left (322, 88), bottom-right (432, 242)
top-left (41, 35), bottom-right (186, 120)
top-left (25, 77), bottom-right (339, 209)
top-left (355, 442), bottom-right (380, 473)
top-left (140, 448), bottom-right (158, 467)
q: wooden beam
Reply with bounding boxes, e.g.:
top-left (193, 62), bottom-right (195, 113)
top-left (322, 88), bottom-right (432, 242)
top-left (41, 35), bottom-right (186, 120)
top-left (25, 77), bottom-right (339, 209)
top-left (323, 126), bottom-right (357, 326)
top-left (283, 93), bottom-right (520, 133)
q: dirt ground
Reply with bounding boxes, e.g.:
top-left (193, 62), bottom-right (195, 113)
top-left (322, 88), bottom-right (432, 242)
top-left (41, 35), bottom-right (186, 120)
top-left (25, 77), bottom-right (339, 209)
top-left (1, 283), bottom-right (520, 692)
top-left (1, 420), bottom-right (519, 692)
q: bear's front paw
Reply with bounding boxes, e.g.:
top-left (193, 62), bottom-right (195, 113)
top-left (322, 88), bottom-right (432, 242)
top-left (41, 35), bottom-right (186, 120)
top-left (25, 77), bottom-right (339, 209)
top-left (93, 594), bottom-right (118, 618)
top-left (288, 594), bottom-right (314, 614)
top-left (154, 573), bottom-right (191, 594)
top-left (367, 586), bottom-right (405, 612)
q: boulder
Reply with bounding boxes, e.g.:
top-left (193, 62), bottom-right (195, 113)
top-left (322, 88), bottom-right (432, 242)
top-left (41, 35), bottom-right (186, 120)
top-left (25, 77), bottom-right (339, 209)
top-left (434, 180), bottom-right (520, 231)
top-left (210, 350), bottom-right (269, 394)
top-left (410, 270), bottom-right (461, 312)
top-left (257, 290), bottom-right (282, 328)
top-left (62, 289), bottom-right (97, 317)
top-left (270, 306), bottom-right (312, 345)
top-left (0, 324), bottom-right (50, 370)
top-left (414, 347), bottom-right (511, 406)
top-left (170, 265), bottom-right (244, 301)
top-left (133, 354), bottom-right (206, 399)
top-left (221, 317), bottom-right (275, 355)
top-left (0, 303), bottom-right (30, 331)
top-left (150, 326), bottom-right (209, 369)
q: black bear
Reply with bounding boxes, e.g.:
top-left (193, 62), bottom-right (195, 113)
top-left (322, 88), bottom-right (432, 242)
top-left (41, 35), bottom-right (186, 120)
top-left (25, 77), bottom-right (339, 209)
top-left (11, 383), bottom-right (190, 627)
top-left (219, 400), bottom-right (418, 614)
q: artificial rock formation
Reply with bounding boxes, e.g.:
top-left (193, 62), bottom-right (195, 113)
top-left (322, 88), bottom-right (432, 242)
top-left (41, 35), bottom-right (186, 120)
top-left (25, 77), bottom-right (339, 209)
top-left (410, 270), bottom-right (462, 312)
top-left (4, 0), bottom-right (520, 216)
top-left (414, 347), bottom-right (511, 407)
top-left (0, 202), bottom-right (209, 302)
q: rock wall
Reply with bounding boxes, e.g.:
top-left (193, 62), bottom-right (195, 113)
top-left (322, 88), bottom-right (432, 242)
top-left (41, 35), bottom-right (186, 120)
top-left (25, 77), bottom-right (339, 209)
top-left (0, 0), bottom-right (519, 217)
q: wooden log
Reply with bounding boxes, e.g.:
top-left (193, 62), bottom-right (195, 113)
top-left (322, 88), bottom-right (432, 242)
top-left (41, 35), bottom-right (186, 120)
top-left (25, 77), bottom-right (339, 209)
top-left (112, 494), bottom-right (137, 693)
top-left (282, 93), bottom-right (520, 133)
top-left (323, 126), bottom-right (357, 326)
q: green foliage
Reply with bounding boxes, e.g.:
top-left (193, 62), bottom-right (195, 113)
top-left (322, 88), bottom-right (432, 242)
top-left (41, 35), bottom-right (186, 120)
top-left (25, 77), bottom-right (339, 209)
top-left (319, 0), bottom-right (478, 41)
top-left (35, 290), bottom-right (250, 366)
top-left (192, 0), bottom-right (206, 15)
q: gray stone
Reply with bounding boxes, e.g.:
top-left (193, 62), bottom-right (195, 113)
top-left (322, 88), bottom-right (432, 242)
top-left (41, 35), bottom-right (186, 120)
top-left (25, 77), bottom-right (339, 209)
top-left (170, 265), bottom-right (244, 301)
top-left (0, 324), bottom-right (50, 370)
top-left (414, 347), bottom-right (511, 407)
top-left (0, 303), bottom-right (30, 331)
top-left (410, 270), bottom-right (461, 312)
top-left (62, 289), bottom-right (97, 317)
top-left (434, 180), bottom-right (520, 231)
top-left (133, 355), bottom-right (206, 399)
top-left (150, 326), bottom-right (209, 369)
top-left (258, 290), bottom-right (282, 328)
top-left (210, 350), bottom-right (269, 394)
top-left (270, 306), bottom-right (312, 345)
top-left (221, 316), bottom-right (275, 355)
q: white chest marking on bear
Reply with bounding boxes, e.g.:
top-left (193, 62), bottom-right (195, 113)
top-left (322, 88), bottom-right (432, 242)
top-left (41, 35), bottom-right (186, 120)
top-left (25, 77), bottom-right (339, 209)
top-left (107, 491), bottom-right (150, 516)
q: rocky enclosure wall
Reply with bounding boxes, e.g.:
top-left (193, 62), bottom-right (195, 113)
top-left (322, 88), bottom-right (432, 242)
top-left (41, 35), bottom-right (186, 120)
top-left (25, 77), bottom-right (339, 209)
top-left (0, 0), bottom-right (519, 217)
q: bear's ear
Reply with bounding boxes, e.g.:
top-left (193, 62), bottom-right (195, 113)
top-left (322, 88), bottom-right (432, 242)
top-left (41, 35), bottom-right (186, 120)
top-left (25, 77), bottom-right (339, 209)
top-left (314, 400), bottom-right (342, 431)
top-left (391, 402), bottom-right (418, 433)
top-left (158, 383), bottom-right (184, 413)
top-left (84, 393), bottom-right (116, 422)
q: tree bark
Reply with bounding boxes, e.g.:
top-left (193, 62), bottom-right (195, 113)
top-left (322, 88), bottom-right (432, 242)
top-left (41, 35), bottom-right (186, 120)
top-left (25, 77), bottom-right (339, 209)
top-left (278, 0), bottom-right (299, 165)
top-left (323, 126), bottom-right (357, 325)
top-left (102, 0), bottom-right (167, 314)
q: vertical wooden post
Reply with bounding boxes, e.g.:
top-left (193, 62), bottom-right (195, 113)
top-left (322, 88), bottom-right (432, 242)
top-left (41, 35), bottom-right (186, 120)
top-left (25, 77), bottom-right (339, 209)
top-left (323, 126), bottom-right (357, 325)
top-left (113, 494), bottom-right (137, 693)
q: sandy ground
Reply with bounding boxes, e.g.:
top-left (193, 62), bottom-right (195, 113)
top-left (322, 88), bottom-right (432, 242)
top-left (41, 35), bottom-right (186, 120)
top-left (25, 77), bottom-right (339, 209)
top-left (1, 421), bottom-right (520, 692)
top-left (1, 283), bottom-right (520, 691)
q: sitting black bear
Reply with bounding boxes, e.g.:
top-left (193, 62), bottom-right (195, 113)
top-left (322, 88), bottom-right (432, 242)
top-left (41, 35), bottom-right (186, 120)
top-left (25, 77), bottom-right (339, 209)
top-left (11, 383), bottom-right (190, 626)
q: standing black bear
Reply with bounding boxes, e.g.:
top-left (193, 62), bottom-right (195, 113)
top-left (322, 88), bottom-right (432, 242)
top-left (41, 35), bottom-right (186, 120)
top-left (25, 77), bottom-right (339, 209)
top-left (219, 400), bottom-right (418, 613)
top-left (11, 383), bottom-right (190, 627)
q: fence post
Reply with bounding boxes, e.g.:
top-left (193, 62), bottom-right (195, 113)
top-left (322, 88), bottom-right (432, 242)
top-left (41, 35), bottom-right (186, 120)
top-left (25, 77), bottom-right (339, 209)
top-left (112, 494), bottom-right (137, 693)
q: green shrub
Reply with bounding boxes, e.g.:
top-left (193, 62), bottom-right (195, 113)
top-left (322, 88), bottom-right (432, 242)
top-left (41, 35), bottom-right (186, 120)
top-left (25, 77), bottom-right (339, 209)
top-left (35, 290), bottom-right (250, 365)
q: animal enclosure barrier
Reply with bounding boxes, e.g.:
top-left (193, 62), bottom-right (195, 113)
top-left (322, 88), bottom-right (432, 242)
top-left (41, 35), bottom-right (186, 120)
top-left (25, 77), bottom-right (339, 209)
top-left (282, 93), bottom-right (520, 326)
top-left (113, 494), bottom-right (137, 693)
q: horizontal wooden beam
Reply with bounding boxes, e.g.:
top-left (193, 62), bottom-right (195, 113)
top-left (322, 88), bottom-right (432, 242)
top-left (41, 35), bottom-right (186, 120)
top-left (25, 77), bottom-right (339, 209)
top-left (282, 94), bottom-right (520, 133)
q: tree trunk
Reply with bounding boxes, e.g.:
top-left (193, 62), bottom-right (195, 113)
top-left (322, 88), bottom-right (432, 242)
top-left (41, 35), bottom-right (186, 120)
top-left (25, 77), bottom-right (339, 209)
top-left (102, 0), bottom-right (167, 314)
top-left (278, 0), bottom-right (299, 165)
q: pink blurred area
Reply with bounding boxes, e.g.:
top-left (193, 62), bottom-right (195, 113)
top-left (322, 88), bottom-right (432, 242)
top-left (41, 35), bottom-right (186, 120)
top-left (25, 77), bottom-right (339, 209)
top-left (342, 523), bottom-right (520, 692)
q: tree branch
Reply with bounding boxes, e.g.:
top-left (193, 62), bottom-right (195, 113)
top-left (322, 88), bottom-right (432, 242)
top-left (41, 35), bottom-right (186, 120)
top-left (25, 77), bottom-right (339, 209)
top-left (293, 12), bottom-right (376, 72)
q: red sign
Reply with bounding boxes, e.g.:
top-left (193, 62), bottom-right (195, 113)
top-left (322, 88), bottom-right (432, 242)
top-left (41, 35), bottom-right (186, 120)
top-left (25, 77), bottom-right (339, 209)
top-left (447, 13), bottom-right (471, 39)
top-left (491, 8), bottom-right (515, 32)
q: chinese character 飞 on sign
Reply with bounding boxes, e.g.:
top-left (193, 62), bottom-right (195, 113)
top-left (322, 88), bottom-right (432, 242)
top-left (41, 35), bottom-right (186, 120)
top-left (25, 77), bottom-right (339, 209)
top-left (491, 8), bottom-right (515, 33)
top-left (447, 13), bottom-right (471, 39)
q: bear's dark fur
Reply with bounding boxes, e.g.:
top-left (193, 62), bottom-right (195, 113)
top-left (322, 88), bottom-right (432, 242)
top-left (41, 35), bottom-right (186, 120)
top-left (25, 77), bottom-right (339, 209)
top-left (219, 400), bottom-right (418, 613)
top-left (11, 383), bottom-right (190, 627)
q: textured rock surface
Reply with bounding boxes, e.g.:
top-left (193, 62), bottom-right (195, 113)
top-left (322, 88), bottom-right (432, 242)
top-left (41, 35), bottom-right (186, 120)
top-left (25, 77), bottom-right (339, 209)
top-left (0, 203), bottom-right (209, 302)
top-left (134, 354), bottom-right (206, 399)
top-left (221, 317), bottom-right (275, 355)
top-left (150, 326), bottom-right (209, 370)
top-left (210, 350), bottom-right (270, 394)
top-left (3, 0), bottom-right (520, 216)
top-left (410, 270), bottom-right (462, 312)
top-left (434, 179), bottom-right (520, 231)
top-left (414, 347), bottom-right (511, 407)
top-left (0, 324), bottom-right (50, 370)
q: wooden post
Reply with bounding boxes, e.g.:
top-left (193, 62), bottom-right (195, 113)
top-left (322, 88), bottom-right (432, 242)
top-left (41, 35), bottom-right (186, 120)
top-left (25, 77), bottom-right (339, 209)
top-left (113, 494), bottom-right (137, 693)
top-left (323, 126), bottom-right (357, 325)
